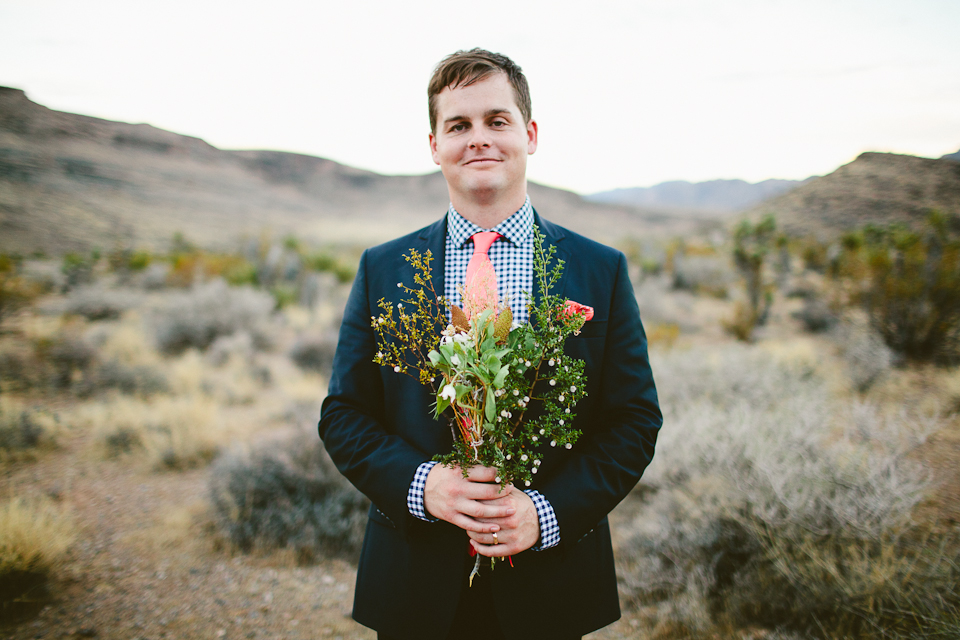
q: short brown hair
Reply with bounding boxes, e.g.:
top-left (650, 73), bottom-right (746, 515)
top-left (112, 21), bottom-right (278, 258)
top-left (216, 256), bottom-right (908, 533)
top-left (427, 48), bottom-right (532, 133)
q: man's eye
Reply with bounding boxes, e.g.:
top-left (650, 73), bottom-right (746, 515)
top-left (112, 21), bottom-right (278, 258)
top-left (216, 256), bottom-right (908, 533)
top-left (491, 120), bottom-right (506, 127)
top-left (451, 123), bottom-right (467, 132)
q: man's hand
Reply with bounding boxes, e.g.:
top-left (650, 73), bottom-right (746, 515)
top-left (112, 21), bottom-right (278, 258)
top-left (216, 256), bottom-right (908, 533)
top-left (467, 487), bottom-right (541, 557)
top-left (423, 464), bottom-right (516, 534)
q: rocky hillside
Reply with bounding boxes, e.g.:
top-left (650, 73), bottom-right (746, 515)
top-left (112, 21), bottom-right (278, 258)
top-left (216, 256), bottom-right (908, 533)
top-left (0, 87), bottom-right (680, 255)
top-left (587, 178), bottom-right (805, 213)
top-left (744, 152), bottom-right (960, 238)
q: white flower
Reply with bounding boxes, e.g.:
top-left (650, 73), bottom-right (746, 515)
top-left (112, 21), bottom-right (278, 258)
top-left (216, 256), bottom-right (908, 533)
top-left (378, 317), bottom-right (386, 324)
top-left (534, 459), bottom-right (541, 466)
top-left (506, 454), bottom-right (512, 460)
top-left (500, 410), bottom-right (509, 418)
top-left (525, 480), bottom-right (531, 487)
top-left (439, 384), bottom-right (456, 402)
top-left (523, 397), bottom-right (529, 403)
top-left (440, 336), bottom-right (452, 346)
top-left (532, 467), bottom-right (538, 474)
top-left (495, 476), bottom-right (501, 483)
top-left (559, 419), bottom-right (564, 425)
top-left (548, 359), bottom-right (555, 367)
top-left (524, 360), bottom-right (531, 367)
top-left (539, 429), bottom-right (545, 435)
top-left (451, 355), bottom-right (461, 366)
top-left (558, 395), bottom-right (564, 402)
top-left (565, 408), bottom-right (571, 414)
top-left (513, 390), bottom-right (519, 396)
top-left (564, 366), bottom-right (569, 372)
top-left (549, 380), bottom-right (556, 386)
top-left (565, 443), bottom-right (572, 449)
top-left (532, 436), bottom-right (538, 441)
top-left (397, 282), bottom-right (402, 287)
top-left (393, 366), bottom-right (401, 373)
top-left (377, 351), bottom-right (383, 358)
top-left (521, 454), bottom-right (528, 461)
top-left (570, 386), bottom-right (577, 392)
top-left (550, 440), bottom-right (557, 447)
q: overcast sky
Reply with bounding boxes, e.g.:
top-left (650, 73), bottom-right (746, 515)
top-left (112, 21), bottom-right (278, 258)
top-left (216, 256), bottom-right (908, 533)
top-left (2, 0), bottom-right (959, 194)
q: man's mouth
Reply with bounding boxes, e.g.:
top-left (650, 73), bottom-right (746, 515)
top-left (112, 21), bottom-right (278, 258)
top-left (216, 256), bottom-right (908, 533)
top-left (465, 158), bottom-right (499, 165)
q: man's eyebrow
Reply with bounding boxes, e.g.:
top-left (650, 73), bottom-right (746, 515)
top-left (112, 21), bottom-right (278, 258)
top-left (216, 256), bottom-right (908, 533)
top-left (442, 108), bottom-right (512, 126)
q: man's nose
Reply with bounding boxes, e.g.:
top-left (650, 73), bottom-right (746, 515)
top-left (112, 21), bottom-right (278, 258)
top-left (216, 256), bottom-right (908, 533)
top-left (468, 127), bottom-right (491, 149)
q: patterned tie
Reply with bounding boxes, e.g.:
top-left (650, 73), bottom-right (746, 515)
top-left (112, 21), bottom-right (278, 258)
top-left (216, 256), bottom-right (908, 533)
top-left (462, 231), bottom-right (501, 317)
top-left (465, 231), bottom-right (500, 288)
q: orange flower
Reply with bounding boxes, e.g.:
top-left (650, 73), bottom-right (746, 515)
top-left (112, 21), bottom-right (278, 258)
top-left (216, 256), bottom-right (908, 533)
top-left (563, 300), bottom-right (594, 321)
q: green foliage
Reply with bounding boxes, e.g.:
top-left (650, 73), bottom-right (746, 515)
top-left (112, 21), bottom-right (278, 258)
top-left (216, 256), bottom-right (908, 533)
top-left (834, 212), bottom-right (960, 363)
top-left (0, 273), bottom-right (42, 322)
top-left (270, 284), bottom-right (298, 310)
top-left (726, 215), bottom-right (777, 340)
top-left (61, 251), bottom-right (99, 287)
top-left (304, 250), bottom-right (355, 284)
top-left (371, 226), bottom-right (587, 489)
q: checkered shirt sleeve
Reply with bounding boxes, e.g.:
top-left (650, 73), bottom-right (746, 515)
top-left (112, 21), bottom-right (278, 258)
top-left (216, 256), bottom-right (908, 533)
top-left (525, 489), bottom-right (560, 550)
top-left (407, 460), bottom-right (438, 521)
top-left (444, 197), bottom-right (534, 325)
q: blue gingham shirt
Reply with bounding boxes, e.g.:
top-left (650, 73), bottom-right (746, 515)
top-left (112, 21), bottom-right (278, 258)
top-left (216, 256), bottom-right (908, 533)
top-left (406, 197), bottom-right (561, 551)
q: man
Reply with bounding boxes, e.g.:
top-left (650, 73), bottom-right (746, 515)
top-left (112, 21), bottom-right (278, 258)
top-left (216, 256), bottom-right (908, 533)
top-left (319, 49), bottom-right (661, 640)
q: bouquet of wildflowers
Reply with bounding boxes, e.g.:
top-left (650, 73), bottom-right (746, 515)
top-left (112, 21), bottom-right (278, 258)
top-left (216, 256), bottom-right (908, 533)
top-left (372, 225), bottom-right (591, 490)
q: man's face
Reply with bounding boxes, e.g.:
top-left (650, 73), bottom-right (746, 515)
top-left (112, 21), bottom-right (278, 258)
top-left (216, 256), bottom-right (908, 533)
top-left (429, 72), bottom-right (538, 208)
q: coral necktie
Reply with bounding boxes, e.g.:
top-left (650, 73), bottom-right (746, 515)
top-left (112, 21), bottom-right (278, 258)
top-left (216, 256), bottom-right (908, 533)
top-left (465, 231), bottom-right (500, 287)
top-left (462, 231), bottom-right (501, 318)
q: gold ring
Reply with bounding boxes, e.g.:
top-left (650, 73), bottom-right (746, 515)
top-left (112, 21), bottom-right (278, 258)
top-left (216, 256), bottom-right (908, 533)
top-left (492, 532), bottom-right (499, 545)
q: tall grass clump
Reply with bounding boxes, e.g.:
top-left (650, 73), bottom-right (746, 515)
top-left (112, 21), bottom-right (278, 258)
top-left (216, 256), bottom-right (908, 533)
top-left (618, 345), bottom-right (955, 638)
top-left (209, 430), bottom-right (368, 563)
top-left (0, 497), bottom-right (74, 617)
top-left (82, 396), bottom-right (222, 470)
top-left (150, 279), bottom-right (274, 354)
top-left (0, 399), bottom-right (56, 460)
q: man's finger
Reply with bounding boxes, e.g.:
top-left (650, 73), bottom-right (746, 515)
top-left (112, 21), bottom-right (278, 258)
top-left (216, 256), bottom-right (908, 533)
top-left (453, 516), bottom-right (501, 534)
top-left (464, 466), bottom-right (499, 483)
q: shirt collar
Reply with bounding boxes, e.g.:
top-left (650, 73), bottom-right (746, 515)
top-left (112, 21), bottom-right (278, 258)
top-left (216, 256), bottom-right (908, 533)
top-left (446, 196), bottom-right (534, 249)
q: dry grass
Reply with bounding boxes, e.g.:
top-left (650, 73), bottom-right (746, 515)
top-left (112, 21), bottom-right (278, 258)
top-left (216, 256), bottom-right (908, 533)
top-left (75, 395), bottom-right (224, 470)
top-left (0, 397), bottom-right (59, 461)
top-left (0, 497), bottom-right (75, 612)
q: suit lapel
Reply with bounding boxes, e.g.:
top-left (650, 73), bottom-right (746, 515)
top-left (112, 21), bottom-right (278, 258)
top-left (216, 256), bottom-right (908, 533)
top-left (417, 215), bottom-right (449, 333)
top-left (531, 210), bottom-right (569, 324)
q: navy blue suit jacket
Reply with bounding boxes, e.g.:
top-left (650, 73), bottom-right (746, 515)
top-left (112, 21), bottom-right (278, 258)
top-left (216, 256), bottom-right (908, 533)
top-left (319, 212), bottom-right (661, 639)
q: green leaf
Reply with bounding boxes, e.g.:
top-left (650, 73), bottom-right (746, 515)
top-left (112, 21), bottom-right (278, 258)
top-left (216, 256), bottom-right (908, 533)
top-left (436, 397), bottom-right (451, 416)
top-left (485, 387), bottom-right (495, 423)
top-left (493, 364), bottom-right (509, 387)
top-left (428, 350), bottom-right (441, 366)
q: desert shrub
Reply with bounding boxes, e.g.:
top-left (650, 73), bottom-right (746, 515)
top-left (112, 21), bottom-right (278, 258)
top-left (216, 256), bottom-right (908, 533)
top-left (33, 332), bottom-right (96, 389)
top-left (0, 272), bottom-right (43, 322)
top-left (0, 399), bottom-right (54, 457)
top-left (289, 333), bottom-right (337, 376)
top-left (792, 296), bottom-right (838, 333)
top-left (725, 215), bottom-right (777, 341)
top-left (209, 431), bottom-right (368, 563)
top-left (61, 286), bottom-right (143, 321)
top-left (61, 251), bottom-right (99, 288)
top-left (833, 319), bottom-right (895, 393)
top-left (88, 360), bottom-right (169, 397)
top-left (106, 247), bottom-right (151, 272)
top-left (84, 396), bottom-right (222, 470)
top-left (150, 279), bottom-right (274, 354)
top-left (304, 249), bottom-right (356, 284)
top-left (672, 255), bottom-right (733, 297)
top-left (618, 346), bottom-right (952, 638)
top-left (0, 497), bottom-right (74, 619)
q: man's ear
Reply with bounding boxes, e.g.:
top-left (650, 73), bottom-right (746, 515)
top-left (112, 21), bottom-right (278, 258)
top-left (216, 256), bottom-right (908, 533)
top-left (429, 132), bottom-right (441, 165)
top-left (526, 119), bottom-right (538, 155)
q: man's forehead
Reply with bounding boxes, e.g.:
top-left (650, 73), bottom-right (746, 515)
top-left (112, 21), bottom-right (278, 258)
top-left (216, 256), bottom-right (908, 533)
top-left (436, 74), bottom-right (521, 116)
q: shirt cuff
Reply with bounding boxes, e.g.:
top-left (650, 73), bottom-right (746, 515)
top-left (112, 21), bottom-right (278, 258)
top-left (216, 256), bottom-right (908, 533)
top-left (524, 489), bottom-right (560, 550)
top-left (407, 460), bottom-right (438, 521)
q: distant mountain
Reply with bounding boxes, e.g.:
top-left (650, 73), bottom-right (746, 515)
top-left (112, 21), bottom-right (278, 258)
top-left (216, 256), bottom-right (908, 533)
top-left (942, 148), bottom-right (960, 162)
top-left (743, 152), bottom-right (960, 238)
top-left (587, 178), bottom-right (806, 213)
top-left (0, 87), bottom-right (687, 255)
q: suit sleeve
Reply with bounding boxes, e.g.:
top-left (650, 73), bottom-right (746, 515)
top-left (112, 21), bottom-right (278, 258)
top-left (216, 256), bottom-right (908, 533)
top-left (535, 252), bottom-right (662, 545)
top-left (318, 250), bottom-right (430, 534)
